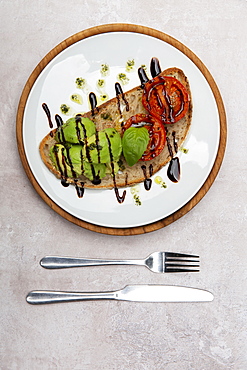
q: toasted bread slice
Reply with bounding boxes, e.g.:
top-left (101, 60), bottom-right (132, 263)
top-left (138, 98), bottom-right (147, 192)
top-left (39, 67), bottom-right (192, 189)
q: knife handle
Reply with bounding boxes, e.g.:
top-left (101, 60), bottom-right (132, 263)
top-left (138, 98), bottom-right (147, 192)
top-left (40, 256), bottom-right (143, 269)
top-left (26, 290), bottom-right (116, 304)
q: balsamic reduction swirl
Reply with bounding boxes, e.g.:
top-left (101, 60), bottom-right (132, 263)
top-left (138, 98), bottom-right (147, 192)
top-left (89, 92), bottom-right (98, 116)
top-left (167, 157), bottom-right (180, 183)
top-left (115, 82), bottom-right (129, 114)
top-left (165, 129), bottom-right (181, 183)
top-left (138, 67), bottom-right (149, 87)
top-left (150, 57), bottom-right (162, 78)
top-left (42, 103), bottom-right (53, 129)
top-left (165, 127), bottom-right (174, 158)
top-left (147, 81), bottom-right (175, 123)
top-left (172, 131), bottom-right (178, 153)
top-left (55, 114), bottom-right (65, 143)
top-left (141, 165), bottom-right (153, 191)
top-left (74, 180), bottom-right (85, 198)
top-left (105, 132), bottom-right (126, 203)
top-left (55, 114), bottom-right (63, 128)
top-left (42, 103), bottom-right (54, 137)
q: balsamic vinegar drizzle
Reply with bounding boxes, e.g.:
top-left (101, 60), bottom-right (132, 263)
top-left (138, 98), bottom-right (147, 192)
top-left (105, 132), bottom-right (126, 203)
top-left (75, 115), bottom-right (84, 144)
top-left (89, 92), bottom-right (98, 115)
top-left (163, 84), bottom-right (185, 123)
top-left (74, 180), bottom-right (85, 198)
top-left (56, 113), bottom-right (78, 184)
top-left (138, 67), bottom-right (149, 87)
top-left (115, 82), bottom-right (129, 117)
top-left (150, 57), bottom-right (162, 78)
top-left (146, 81), bottom-right (176, 124)
top-left (167, 157), bottom-right (180, 183)
top-left (53, 147), bottom-right (69, 188)
top-left (115, 81), bottom-right (123, 96)
top-left (138, 57), bottom-right (161, 88)
top-left (55, 114), bottom-right (65, 143)
top-left (141, 164), bottom-right (153, 191)
top-left (154, 81), bottom-right (185, 124)
top-left (55, 114), bottom-right (63, 128)
top-left (165, 128), bottom-right (181, 183)
top-left (95, 131), bottom-right (101, 163)
top-left (165, 128), bottom-right (174, 158)
top-left (172, 131), bottom-right (178, 153)
top-left (42, 103), bottom-right (54, 136)
top-left (138, 57), bottom-right (162, 88)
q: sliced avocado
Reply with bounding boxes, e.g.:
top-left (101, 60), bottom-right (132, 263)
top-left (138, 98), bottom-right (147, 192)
top-left (106, 161), bottom-right (120, 175)
top-left (49, 144), bottom-right (107, 183)
top-left (83, 161), bottom-right (107, 182)
top-left (65, 144), bottom-right (107, 181)
top-left (50, 144), bottom-right (82, 178)
top-left (83, 128), bottom-right (122, 164)
top-left (68, 144), bottom-right (84, 164)
top-left (55, 116), bottom-right (96, 144)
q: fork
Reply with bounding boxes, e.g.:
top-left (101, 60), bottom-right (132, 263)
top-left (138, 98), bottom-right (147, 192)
top-left (40, 252), bottom-right (200, 273)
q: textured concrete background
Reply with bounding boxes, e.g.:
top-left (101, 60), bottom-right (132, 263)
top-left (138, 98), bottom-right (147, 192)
top-left (1, 0), bottom-right (247, 369)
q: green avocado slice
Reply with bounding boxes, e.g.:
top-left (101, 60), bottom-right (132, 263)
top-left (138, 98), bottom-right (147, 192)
top-left (55, 116), bottom-right (96, 144)
top-left (83, 127), bottom-right (122, 164)
top-left (49, 143), bottom-right (107, 182)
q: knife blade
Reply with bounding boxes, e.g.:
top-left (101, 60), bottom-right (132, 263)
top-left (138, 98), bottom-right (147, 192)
top-left (26, 285), bottom-right (214, 304)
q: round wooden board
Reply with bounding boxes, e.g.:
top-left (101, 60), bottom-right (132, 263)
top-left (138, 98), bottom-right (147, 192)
top-left (16, 23), bottom-right (227, 236)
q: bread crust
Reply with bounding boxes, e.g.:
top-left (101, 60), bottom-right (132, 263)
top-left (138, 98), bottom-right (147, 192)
top-left (39, 67), bottom-right (192, 189)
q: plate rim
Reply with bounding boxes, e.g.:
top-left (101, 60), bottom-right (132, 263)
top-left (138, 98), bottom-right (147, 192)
top-left (16, 23), bottom-right (227, 236)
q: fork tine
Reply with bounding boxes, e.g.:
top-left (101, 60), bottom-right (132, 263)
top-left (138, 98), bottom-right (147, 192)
top-left (161, 252), bottom-right (200, 273)
top-left (165, 268), bottom-right (200, 273)
top-left (166, 263), bottom-right (200, 268)
top-left (166, 258), bottom-right (200, 263)
top-left (165, 252), bottom-right (199, 258)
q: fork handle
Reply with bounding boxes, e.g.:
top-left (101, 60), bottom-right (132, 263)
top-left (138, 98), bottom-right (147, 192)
top-left (26, 290), bottom-right (116, 304)
top-left (40, 256), bottom-right (144, 269)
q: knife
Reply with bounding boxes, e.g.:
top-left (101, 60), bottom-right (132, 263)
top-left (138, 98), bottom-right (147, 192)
top-left (26, 285), bottom-right (214, 304)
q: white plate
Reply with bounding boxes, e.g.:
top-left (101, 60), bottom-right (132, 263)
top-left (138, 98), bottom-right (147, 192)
top-left (22, 31), bottom-right (220, 228)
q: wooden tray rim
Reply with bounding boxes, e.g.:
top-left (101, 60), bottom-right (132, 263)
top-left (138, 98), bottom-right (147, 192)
top-left (16, 23), bottom-right (227, 236)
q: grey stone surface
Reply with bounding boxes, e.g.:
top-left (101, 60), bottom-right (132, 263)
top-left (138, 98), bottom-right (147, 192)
top-left (1, 0), bottom-right (247, 369)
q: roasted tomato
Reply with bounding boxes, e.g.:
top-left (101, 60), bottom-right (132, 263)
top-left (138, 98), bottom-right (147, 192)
top-left (142, 75), bottom-right (189, 124)
top-left (122, 113), bottom-right (166, 161)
